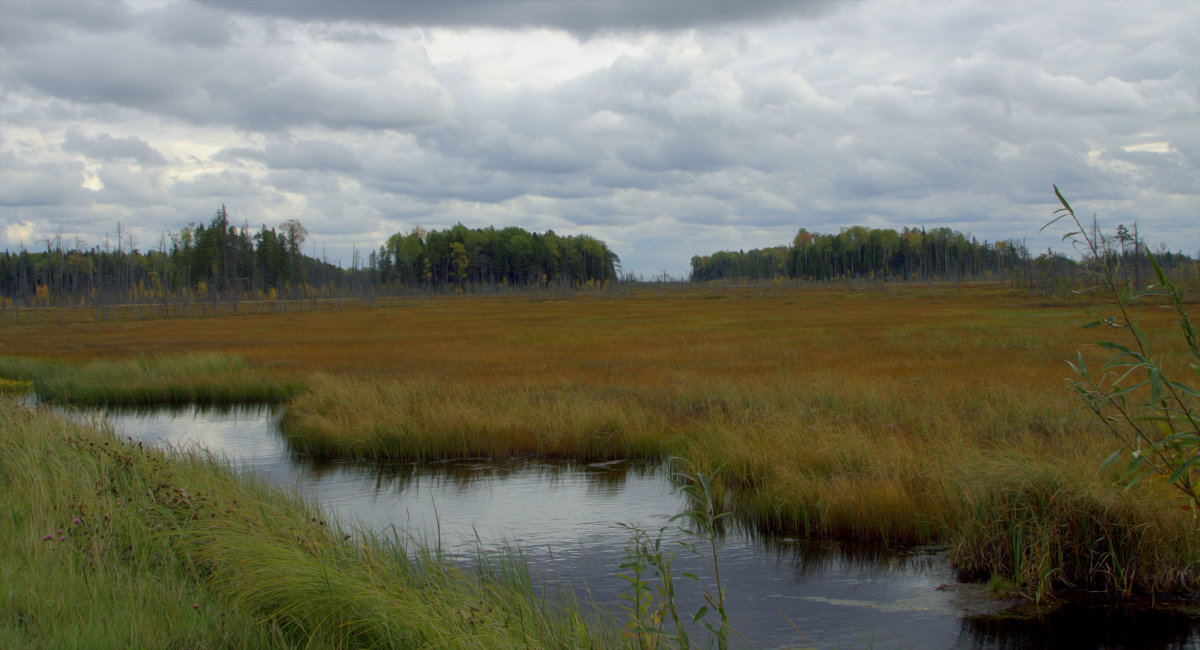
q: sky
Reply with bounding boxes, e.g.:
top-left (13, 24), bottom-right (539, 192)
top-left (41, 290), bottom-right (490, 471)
top-left (2, 0), bottom-right (1197, 278)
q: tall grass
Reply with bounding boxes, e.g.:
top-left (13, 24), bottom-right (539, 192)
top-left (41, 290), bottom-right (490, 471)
top-left (0, 353), bottom-right (300, 405)
top-left (952, 458), bottom-right (1198, 600)
top-left (0, 399), bottom-right (615, 649)
top-left (4, 286), bottom-right (1197, 598)
top-left (282, 371), bottom-right (1087, 544)
top-left (280, 374), bottom-right (677, 461)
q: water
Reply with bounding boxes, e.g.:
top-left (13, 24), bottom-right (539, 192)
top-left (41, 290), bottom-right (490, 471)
top-left (67, 404), bottom-right (1200, 649)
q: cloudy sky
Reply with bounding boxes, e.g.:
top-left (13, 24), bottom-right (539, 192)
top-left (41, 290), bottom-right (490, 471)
top-left (2, 1), bottom-right (1197, 277)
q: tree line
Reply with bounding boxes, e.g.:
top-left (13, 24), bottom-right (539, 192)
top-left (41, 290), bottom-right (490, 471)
top-left (0, 207), bottom-right (622, 316)
top-left (5, 206), bottom-right (1194, 317)
top-left (690, 224), bottom-right (1198, 295)
top-left (370, 224), bottom-right (620, 290)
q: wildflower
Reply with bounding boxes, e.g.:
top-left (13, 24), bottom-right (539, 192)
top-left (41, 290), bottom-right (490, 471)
top-left (42, 533), bottom-right (53, 541)
top-left (72, 518), bottom-right (83, 526)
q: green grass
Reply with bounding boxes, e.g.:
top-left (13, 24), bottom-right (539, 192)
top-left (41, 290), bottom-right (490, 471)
top-left (0, 377), bottom-right (31, 395)
top-left (0, 353), bottom-right (300, 405)
top-left (0, 398), bottom-right (617, 649)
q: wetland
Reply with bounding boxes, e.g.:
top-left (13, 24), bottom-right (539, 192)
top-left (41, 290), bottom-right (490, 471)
top-left (3, 284), bottom-right (1199, 648)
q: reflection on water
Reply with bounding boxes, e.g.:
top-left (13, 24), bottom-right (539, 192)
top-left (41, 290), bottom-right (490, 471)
top-left (963, 600), bottom-right (1200, 649)
top-left (55, 404), bottom-right (1200, 649)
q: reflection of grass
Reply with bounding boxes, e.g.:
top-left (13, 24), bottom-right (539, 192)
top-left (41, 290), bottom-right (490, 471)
top-left (0, 353), bottom-right (299, 405)
top-left (3, 285), bottom-right (1198, 597)
top-left (0, 399), bottom-right (613, 648)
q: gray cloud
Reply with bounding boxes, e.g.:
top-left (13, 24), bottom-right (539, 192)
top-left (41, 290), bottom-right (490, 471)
top-left (94, 164), bottom-right (164, 207)
top-left (0, 1), bottom-right (133, 46)
top-left (171, 170), bottom-right (261, 199)
top-left (0, 153), bottom-right (91, 208)
top-left (146, 1), bottom-right (241, 48)
top-left (263, 137), bottom-right (362, 172)
top-left (196, 0), bottom-right (839, 37)
top-left (2, 0), bottom-right (1198, 275)
top-left (62, 128), bottom-right (168, 166)
top-left (3, 12), bottom-right (449, 132)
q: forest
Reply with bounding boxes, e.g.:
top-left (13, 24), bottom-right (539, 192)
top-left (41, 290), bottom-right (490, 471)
top-left (690, 224), bottom-right (1198, 293)
top-left (0, 206), bottom-right (621, 311)
top-left (4, 207), bottom-right (1197, 314)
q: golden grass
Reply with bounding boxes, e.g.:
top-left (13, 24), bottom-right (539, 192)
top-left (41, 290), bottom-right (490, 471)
top-left (0, 377), bottom-right (32, 395)
top-left (281, 374), bottom-right (677, 461)
top-left (2, 285), bottom-right (1102, 385)
top-left (3, 283), bottom-right (1198, 596)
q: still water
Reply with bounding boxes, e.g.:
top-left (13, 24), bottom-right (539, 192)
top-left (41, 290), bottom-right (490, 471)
top-left (71, 404), bottom-right (1200, 649)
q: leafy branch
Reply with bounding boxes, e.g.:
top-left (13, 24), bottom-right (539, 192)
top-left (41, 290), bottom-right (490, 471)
top-left (614, 458), bottom-right (734, 650)
top-left (1043, 185), bottom-right (1200, 520)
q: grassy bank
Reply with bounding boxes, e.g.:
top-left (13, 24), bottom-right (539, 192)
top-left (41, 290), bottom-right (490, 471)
top-left (0, 398), bottom-right (614, 649)
top-left (283, 367), bottom-right (1200, 596)
top-left (2, 285), bottom-right (1197, 598)
top-left (0, 353), bottom-right (299, 405)
top-left (280, 374), bottom-right (678, 461)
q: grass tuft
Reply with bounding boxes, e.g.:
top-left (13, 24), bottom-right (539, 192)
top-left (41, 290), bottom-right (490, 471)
top-left (280, 374), bottom-right (678, 462)
top-left (0, 353), bottom-right (300, 405)
top-left (951, 459), bottom-right (1199, 601)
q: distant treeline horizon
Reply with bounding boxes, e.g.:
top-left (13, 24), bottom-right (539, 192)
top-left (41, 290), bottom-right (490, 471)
top-left (691, 224), bottom-right (1198, 291)
top-left (3, 207), bottom-right (1197, 313)
top-left (0, 206), bottom-right (622, 310)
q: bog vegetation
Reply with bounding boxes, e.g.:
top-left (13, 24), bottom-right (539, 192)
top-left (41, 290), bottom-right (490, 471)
top-left (3, 193), bottom-right (1199, 647)
top-left (4, 277), bottom-right (1198, 602)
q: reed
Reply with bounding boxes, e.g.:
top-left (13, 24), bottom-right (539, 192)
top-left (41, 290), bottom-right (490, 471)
top-left (0, 352), bottom-right (300, 405)
top-left (0, 399), bottom-right (616, 649)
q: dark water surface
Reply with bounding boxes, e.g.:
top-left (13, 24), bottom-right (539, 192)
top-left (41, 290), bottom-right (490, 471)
top-left (68, 404), bottom-right (1200, 649)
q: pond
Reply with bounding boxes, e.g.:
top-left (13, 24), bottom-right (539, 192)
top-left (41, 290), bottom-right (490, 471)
top-left (64, 403), bottom-right (1200, 649)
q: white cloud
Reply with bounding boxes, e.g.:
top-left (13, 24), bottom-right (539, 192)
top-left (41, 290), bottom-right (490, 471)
top-left (3, 220), bottom-right (36, 247)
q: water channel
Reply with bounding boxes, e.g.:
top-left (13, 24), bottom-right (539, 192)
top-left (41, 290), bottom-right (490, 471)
top-left (64, 404), bottom-right (1200, 649)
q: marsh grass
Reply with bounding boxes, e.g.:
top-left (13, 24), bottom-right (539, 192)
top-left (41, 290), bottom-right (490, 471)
top-left (0, 399), bottom-right (615, 649)
top-left (0, 353), bottom-right (300, 405)
top-left (280, 374), bottom-right (676, 461)
top-left (952, 458), bottom-right (1198, 601)
top-left (3, 286), bottom-right (1197, 598)
top-left (0, 377), bottom-right (31, 395)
